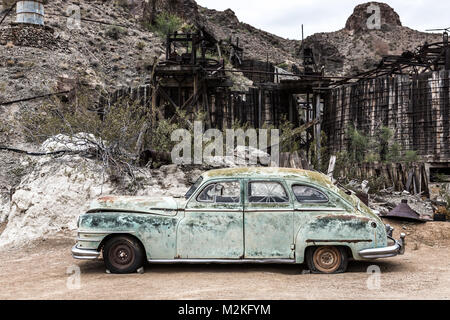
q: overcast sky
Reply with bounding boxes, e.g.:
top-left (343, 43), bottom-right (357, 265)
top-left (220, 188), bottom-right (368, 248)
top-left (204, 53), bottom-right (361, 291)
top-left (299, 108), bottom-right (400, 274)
top-left (196, 0), bottom-right (450, 39)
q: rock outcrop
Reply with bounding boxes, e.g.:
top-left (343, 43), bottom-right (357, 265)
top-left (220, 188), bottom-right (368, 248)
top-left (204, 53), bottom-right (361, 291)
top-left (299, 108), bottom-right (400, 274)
top-left (301, 2), bottom-right (441, 76)
top-left (0, 155), bottom-right (194, 248)
top-left (345, 2), bottom-right (402, 33)
top-left (198, 6), bottom-right (300, 67)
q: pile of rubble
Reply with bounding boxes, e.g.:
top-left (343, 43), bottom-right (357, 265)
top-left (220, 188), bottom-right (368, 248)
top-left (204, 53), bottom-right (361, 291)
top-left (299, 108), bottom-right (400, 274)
top-left (346, 180), bottom-right (447, 222)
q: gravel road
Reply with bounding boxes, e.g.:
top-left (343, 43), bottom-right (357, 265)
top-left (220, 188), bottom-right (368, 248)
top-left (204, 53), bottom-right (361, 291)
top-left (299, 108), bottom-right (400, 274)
top-left (1, 222), bottom-right (450, 300)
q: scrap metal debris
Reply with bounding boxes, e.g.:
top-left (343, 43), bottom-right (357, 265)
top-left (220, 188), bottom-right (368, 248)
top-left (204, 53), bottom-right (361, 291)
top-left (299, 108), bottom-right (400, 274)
top-left (383, 199), bottom-right (428, 222)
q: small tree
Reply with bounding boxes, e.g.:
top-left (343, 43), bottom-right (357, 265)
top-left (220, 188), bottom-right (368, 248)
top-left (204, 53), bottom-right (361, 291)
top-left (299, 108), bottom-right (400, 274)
top-left (149, 12), bottom-right (183, 37)
top-left (347, 125), bottom-right (369, 163)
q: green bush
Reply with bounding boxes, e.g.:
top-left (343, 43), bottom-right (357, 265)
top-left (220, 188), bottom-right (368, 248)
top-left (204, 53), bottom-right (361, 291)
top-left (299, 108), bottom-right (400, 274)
top-left (404, 150), bottom-right (419, 163)
top-left (148, 12), bottom-right (183, 37)
top-left (377, 126), bottom-right (393, 161)
top-left (386, 142), bottom-right (401, 162)
top-left (347, 125), bottom-right (369, 163)
top-left (106, 26), bottom-right (126, 40)
top-left (136, 41), bottom-right (146, 50)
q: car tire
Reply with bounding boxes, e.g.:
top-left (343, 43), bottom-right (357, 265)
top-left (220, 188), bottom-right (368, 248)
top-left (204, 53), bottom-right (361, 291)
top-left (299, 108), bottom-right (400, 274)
top-left (103, 235), bottom-right (145, 274)
top-left (306, 246), bottom-right (348, 274)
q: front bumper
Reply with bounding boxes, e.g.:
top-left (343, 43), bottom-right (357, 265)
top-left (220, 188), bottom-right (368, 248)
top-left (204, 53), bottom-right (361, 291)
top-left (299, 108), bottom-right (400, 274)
top-left (359, 233), bottom-right (406, 259)
top-left (71, 245), bottom-right (101, 260)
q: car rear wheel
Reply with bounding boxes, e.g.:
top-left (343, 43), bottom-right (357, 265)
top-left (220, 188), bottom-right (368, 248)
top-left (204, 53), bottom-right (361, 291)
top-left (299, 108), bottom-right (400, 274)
top-left (306, 246), bottom-right (348, 274)
top-left (103, 236), bottom-right (144, 274)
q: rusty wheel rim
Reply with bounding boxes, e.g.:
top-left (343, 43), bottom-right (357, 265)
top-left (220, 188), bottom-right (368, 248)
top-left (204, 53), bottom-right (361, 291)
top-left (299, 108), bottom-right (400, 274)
top-left (109, 243), bottom-right (135, 269)
top-left (313, 246), bottom-right (341, 273)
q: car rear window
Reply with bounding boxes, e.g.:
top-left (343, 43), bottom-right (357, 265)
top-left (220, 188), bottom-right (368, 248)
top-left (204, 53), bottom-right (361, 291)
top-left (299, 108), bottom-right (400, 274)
top-left (292, 185), bottom-right (328, 203)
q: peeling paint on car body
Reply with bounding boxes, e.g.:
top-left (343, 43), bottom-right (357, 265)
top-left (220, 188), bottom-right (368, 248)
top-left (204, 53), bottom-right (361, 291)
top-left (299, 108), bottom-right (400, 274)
top-left (73, 167), bottom-right (397, 265)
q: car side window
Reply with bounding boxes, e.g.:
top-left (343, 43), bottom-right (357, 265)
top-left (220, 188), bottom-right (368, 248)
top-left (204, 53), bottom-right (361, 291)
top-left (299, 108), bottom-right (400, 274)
top-left (292, 185), bottom-right (328, 203)
top-left (248, 182), bottom-right (289, 203)
top-left (197, 181), bottom-right (241, 204)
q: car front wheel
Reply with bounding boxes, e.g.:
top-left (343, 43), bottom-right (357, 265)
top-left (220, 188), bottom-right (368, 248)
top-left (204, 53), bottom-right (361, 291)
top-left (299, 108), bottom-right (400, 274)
top-left (306, 246), bottom-right (348, 274)
top-left (103, 236), bottom-right (145, 274)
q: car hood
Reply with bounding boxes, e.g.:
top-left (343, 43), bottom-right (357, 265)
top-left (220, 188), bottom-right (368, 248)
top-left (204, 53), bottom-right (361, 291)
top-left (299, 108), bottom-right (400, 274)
top-left (88, 196), bottom-right (185, 215)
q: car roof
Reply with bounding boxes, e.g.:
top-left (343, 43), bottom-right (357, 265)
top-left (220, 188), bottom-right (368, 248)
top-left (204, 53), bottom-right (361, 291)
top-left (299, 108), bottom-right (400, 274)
top-left (202, 167), bottom-right (334, 187)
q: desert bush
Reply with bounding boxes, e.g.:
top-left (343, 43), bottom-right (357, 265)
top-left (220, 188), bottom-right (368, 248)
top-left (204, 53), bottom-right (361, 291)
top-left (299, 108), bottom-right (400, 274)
top-left (136, 41), bottom-right (146, 50)
top-left (386, 142), bottom-right (401, 162)
top-left (347, 125), bottom-right (369, 163)
top-left (18, 89), bottom-right (194, 182)
top-left (106, 26), bottom-right (126, 40)
top-left (377, 126), bottom-right (393, 161)
top-left (404, 150), bottom-right (419, 163)
top-left (115, 0), bottom-right (130, 10)
top-left (147, 12), bottom-right (183, 37)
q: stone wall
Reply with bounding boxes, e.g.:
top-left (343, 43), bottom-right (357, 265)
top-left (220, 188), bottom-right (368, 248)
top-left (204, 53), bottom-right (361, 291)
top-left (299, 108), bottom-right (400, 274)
top-left (0, 23), bottom-right (67, 50)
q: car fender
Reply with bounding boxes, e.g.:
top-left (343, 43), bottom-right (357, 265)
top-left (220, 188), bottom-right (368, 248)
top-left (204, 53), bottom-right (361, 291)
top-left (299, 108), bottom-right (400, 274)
top-left (294, 213), bottom-right (382, 263)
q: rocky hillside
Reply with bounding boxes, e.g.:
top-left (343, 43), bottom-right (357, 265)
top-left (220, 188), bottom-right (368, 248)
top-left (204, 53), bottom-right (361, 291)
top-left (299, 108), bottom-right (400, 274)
top-left (198, 6), bottom-right (300, 67)
top-left (301, 2), bottom-right (442, 76)
top-left (1, 0), bottom-right (167, 242)
top-left (0, 0), bottom-right (166, 107)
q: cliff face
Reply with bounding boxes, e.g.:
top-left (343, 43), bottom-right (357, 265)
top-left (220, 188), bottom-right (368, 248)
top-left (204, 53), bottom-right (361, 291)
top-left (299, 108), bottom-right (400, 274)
top-left (113, 0), bottom-right (301, 67)
top-left (119, 0), bottom-right (202, 23)
top-left (92, 1), bottom-right (441, 76)
top-left (197, 7), bottom-right (300, 67)
top-left (345, 1), bottom-right (402, 32)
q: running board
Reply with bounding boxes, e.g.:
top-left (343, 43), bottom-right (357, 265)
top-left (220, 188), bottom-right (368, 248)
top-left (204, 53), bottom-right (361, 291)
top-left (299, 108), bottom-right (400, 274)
top-left (148, 259), bottom-right (297, 265)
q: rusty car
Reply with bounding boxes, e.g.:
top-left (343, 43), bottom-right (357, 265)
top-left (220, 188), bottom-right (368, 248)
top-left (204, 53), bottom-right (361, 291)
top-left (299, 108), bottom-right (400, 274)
top-left (72, 168), bottom-right (406, 274)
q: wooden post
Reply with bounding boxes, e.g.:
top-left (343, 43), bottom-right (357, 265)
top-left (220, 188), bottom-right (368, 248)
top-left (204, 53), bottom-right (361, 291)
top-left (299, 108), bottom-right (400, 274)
top-left (258, 88), bottom-right (263, 128)
top-left (327, 155), bottom-right (337, 178)
top-left (289, 95), bottom-right (294, 123)
top-left (315, 93), bottom-right (322, 165)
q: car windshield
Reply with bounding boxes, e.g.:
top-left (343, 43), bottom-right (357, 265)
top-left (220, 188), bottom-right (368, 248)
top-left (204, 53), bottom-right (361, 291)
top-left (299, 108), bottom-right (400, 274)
top-left (185, 177), bottom-right (203, 199)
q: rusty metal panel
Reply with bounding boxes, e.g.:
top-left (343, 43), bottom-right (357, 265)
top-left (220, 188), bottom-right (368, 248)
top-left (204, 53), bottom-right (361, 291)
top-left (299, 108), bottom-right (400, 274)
top-left (244, 180), bottom-right (294, 259)
top-left (79, 212), bottom-right (181, 260)
top-left (89, 196), bottom-right (180, 215)
top-left (177, 180), bottom-right (244, 259)
top-left (383, 199), bottom-right (427, 222)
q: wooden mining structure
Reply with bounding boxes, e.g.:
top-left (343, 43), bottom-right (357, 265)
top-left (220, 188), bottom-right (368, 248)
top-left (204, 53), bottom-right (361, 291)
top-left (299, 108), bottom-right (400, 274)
top-left (100, 30), bottom-right (450, 194)
top-left (323, 32), bottom-right (450, 194)
top-left (101, 30), bottom-right (329, 155)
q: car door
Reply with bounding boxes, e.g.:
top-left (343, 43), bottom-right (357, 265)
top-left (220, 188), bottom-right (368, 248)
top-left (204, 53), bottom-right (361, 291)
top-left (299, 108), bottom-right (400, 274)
top-left (244, 179), bottom-right (295, 259)
top-left (177, 179), bottom-right (244, 259)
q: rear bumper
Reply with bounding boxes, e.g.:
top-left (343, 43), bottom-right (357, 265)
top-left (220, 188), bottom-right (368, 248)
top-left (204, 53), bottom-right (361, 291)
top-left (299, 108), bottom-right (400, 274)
top-left (359, 233), bottom-right (406, 259)
top-left (71, 245), bottom-right (101, 260)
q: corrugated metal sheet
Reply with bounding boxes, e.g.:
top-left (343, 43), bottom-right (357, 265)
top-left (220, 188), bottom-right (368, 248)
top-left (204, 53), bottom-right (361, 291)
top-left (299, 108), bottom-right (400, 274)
top-left (16, 1), bottom-right (44, 25)
top-left (383, 199), bottom-right (427, 222)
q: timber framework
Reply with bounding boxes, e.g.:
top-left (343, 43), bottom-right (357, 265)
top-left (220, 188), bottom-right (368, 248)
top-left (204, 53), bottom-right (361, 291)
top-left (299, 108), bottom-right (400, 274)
top-left (99, 28), bottom-right (450, 196)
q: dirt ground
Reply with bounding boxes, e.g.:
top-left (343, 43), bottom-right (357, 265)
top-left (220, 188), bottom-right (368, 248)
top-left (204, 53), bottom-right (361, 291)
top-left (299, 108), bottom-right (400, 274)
top-left (0, 220), bottom-right (449, 300)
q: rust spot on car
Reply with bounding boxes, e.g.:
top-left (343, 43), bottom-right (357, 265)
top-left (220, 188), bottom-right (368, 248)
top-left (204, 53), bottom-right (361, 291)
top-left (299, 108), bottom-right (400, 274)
top-left (318, 215), bottom-right (370, 222)
top-left (306, 239), bottom-right (372, 244)
top-left (98, 196), bottom-right (118, 202)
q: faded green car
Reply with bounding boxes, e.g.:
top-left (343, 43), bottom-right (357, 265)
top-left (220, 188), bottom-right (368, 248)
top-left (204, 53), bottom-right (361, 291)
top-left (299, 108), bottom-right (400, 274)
top-left (72, 168), bottom-right (406, 274)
